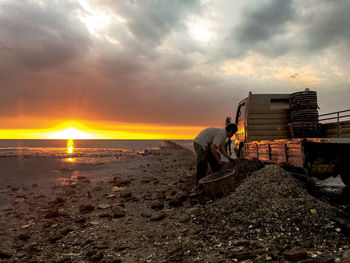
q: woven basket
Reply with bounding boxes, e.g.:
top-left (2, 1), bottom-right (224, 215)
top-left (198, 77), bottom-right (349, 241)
top-left (199, 169), bottom-right (236, 199)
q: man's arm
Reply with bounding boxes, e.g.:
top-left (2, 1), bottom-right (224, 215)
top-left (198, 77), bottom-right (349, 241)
top-left (210, 143), bottom-right (223, 165)
top-left (218, 143), bottom-right (235, 161)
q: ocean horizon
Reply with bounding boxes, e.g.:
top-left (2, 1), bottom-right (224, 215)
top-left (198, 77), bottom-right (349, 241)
top-left (0, 139), bottom-right (194, 157)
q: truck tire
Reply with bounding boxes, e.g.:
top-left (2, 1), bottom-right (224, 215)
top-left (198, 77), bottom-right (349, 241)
top-left (340, 166), bottom-right (350, 187)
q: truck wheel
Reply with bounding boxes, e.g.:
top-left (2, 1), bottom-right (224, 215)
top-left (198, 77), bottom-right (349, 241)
top-left (340, 166), bottom-right (350, 187)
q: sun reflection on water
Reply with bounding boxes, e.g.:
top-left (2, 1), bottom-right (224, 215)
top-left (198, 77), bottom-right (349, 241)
top-left (67, 139), bottom-right (74, 154)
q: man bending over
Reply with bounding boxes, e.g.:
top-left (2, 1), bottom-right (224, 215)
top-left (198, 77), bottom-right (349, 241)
top-left (193, 124), bottom-right (238, 185)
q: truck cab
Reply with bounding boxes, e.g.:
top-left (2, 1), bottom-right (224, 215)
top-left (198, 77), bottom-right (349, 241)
top-left (234, 92), bottom-right (290, 152)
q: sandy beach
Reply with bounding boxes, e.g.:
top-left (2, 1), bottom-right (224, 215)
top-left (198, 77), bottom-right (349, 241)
top-left (0, 141), bottom-right (349, 262)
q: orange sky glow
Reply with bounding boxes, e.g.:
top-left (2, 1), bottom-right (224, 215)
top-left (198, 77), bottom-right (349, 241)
top-left (0, 119), bottom-right (204, 140)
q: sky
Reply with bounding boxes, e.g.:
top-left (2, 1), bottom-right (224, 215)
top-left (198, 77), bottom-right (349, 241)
top-left (0, 0), bottom-right (349, 139)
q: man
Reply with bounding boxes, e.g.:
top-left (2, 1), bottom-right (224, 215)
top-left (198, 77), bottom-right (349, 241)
top-left (193, 124), bottom-right (238, 185)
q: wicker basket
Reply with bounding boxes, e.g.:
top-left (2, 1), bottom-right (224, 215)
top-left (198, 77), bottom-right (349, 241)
top-left (199, 169), bottom-right (236, 199)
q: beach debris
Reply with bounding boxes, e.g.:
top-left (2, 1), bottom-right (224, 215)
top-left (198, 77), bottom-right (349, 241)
top-left (106, 194), bottom-right (117, 199)
top-left (151, 200), bottom-right (164, 210)
top-left (111, 205), bottom-right (126, 217)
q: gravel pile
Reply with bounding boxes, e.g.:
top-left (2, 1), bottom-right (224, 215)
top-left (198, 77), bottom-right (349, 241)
top-left (192, 165), bottom-right (349, 261)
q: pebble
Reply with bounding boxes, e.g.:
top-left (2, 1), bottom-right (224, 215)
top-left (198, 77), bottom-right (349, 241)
top-left (141, 208), bottom-right (154, 218)
top-left (91, 252), bottom-right (104, 262)
top-left (111, 206), bottom-right (126, 217)
top-left (97, 204), bottom-right (110, 209)
top-left (120, 189), bottom-right (132, 198)
top-left (174, 191), bottom-right (187, 202)
top-left (113, 177), bottom-right (131, 187)
top-left (178, 214), bottom-right (190, 223)
top-left (151, 200), bottom-right (164, 210)
top-left (15, 252), bottom-right (26, 259)
top-left (151, 211), bottom-right (166, 221)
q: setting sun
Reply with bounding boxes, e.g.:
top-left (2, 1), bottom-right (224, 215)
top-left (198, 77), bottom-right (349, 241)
top-left (50, 127), bottom-right (94, 140)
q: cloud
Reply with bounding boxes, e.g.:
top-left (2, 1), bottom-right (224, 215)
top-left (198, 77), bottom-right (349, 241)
top-left (297, 0), bottom-right (350, 53)
top-left (0, 0), bottom-right (350, 130)
top-left (224, 0), bottom-right (295, 58)
top-left (0, 0), bottom-right (91, 71)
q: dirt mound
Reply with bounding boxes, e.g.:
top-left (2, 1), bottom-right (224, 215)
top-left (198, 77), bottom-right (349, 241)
top-left (192, 165), bottom-right (348, 260)
top-left (229, 158), bottom-right (265, 186)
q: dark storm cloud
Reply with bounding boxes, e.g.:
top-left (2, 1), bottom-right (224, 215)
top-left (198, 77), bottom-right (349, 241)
top-left (225, 0), bottom-right (295, 58)
top-left (0, 0), bottom-right (91, 71)
top-left (95, 0), bottom-right (201, 45)
top-left (299, 0), bottom-right (350, 52)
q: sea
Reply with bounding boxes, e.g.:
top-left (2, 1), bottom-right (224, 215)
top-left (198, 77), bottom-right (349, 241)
top-left (0, 139), bottom-right (194, 158)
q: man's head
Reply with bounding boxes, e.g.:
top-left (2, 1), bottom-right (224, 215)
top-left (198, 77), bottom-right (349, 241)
top-left (225, 123), bottom-right (238, 138)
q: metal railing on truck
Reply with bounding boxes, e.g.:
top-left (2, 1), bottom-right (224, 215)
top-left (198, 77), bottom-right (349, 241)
top-left (319, 109), bottom-right (350, 138)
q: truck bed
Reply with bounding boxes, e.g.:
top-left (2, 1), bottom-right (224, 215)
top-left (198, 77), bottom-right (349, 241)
top-left (243, 138), bottom-right (350, 172)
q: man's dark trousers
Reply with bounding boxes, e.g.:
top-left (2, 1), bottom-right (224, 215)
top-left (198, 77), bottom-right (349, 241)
top-left (193, 142), bottom-right (221, 185)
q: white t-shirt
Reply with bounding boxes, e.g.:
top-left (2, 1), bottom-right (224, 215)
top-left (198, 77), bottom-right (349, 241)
top-left (194, 127), bottom-right (227, 148)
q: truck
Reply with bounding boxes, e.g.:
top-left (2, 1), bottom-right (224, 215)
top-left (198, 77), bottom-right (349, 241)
top-left (233, 91), bottom-right (350, 187)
